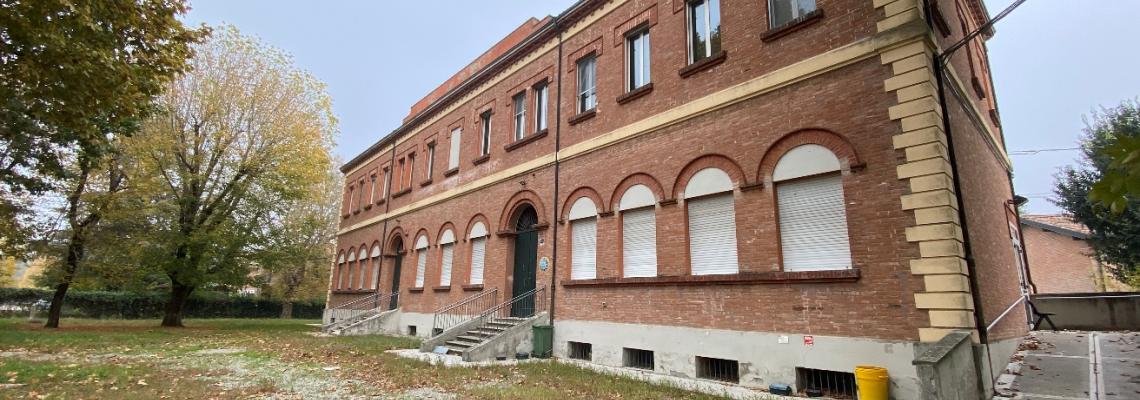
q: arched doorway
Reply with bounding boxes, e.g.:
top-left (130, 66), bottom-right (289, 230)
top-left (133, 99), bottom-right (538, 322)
top-left (389, 237), bottom-right (404, 310)
top-left (512, 205), bottom-right (539, 317)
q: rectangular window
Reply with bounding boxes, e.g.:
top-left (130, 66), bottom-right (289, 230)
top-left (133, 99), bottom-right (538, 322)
top-left (568, 342), bottom-right (592, 361)
top-left (777, 173), bottom-right (851, 271)
top-left (382, 168), bottom-right (391, 198)
top-left (397, 159), bottom-right (405, 190)
top-left (357, 179), bottom-right (365, 211)
top-left (688, 194), bottom-right (739, 275)
top-left (425, 143), bottom-right (435, 178)
top-left (534, 82), bottom-right (548, 132)
top-left (687, 0), bottom-right (721, 64)
top-left (622, 348), bottom-right (654, 370)
top-left (440, 243), bottom-right (453, 286)
top-left (347, 185), bottom-right (355, 212)
top-left (622, 208), bottom-right (658, 277)
top-left (769, 0), bottom-right (817, 28)
top-left (626, 29), bottom-right (651, 91)
top-left (576, 55), bottom-right (597, 113)
top-left (448, 128), bottom-right (461, 170)
top-left (696, 357), bottom-right (739, 383)
top-left (570, 218), bottom-right (597, 280)
top-left (369, 174), bottom-right (377, 204)
top-left (480, 111), bottom-right (492, 156)
top-left (406, 154), bottom-right (415, 188)
top-left (469, 237), bottom-right (486, 284)
top-left (512, 92), bottom-right (526, 141)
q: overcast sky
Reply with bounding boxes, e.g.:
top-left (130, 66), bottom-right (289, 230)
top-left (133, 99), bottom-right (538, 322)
top-left (182, 1), bottom-right (1140, 215)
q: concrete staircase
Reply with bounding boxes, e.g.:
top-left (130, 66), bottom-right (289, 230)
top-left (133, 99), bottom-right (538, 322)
top-left (330, 308), bottom-right (399, 336)
top-left (439, 316), bottom-right (529, 356)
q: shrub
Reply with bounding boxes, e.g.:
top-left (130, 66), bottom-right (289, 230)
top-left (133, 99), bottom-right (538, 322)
top-left (0, 288), bottom-right (324, 319)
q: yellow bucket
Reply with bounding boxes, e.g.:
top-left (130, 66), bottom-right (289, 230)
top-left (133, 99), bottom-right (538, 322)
top-left (855, 365), bottom-right (889, 400)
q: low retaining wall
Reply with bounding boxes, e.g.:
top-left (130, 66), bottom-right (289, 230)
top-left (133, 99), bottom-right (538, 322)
top-left (913, 330), bottom-right (980, 400)
top-left (1031, 292), bottom-right (1140, 331)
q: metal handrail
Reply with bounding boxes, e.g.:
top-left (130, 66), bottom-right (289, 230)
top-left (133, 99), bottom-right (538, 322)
top-left (324, 292), bottom-right (400, 332)
top-left (333, 292), bottom-right (385, 311)
top-left (431, 288), bottom-right (500, 336)
top-left (469, 286), bottom-right (547, 340)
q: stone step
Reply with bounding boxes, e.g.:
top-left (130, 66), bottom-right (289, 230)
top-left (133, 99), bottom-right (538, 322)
top-left (468, 329), bottom-right (500, 337)
top-left (445, 340), bottom-right (474, 349)
top-left (485, 321), bottom-right (515, 329)
top-left (455, 335), bottom-right (484, 344)
top-left (446, 348), bottom-right (464, 356)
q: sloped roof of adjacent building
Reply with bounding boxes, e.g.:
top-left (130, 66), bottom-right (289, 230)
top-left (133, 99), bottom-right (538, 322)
top-left (1021, 214), bottom-right (1090, 239)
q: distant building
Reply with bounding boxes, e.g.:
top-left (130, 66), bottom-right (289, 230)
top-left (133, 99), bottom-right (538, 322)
top-left (1021, 214), bottom-right (1131, 293)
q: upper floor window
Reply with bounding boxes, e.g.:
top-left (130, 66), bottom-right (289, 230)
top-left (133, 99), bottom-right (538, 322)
top-left (425, 142), bottom-right (436, 178)
top-left (448, 128), bottom-right (461, 170)
top-left (356, 178), bottom-right (365, 211)
top-left (406, 153), bottom-right (415, 187)
top-left (769, 0), bottom-right (816, 28)
top-left (382, 167), bottom-right (390, 198)
top-left (687, 0), bottom-right (721, 64)
top-left (479, 111), bottom-right (492, 156)
top-left (534, 82), bottom-right (548, 132)
top-left (512, 92), bottom-right (527, 141)
top-left (369, 173), bottom-right (377, 204)
top-left (577, 54), bottom-right (597, 113)
top-left (345, 185), bottom-right (355, 214)
top-left (626, 28), bottom-right (651, 91)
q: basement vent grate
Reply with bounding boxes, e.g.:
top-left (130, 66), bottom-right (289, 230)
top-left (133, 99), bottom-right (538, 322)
top-left (568, 341), bottom-right (592, 361)
top-left (623, 347), bottom-right (654, 370)
top-left (796, 367), bottom-right (857, 399)
top-left (407, 325), bottom-right (417, 336)
top-left (696, 356), bottom-right (740, 383)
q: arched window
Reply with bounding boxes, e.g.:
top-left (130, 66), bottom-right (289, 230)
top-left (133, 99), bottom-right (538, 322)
top-left (684, 168), bottom-right (738, 275)
top-left (336, 252), bottom-right (346, 291)
top-left (468, 222), bottom-right (489, 285)
top-left (619, 184), bottom-right (657, 278)
top-left (414, 235), bottom-right (429, 288)
top-left (568, 197), bottom-right (598, 280)
top-left (439, 229), bottom-right (456, 287)
top-left (370, 244), bottom-right (382, 290)
top-left (345, 248), bottom-right (357, 289)
top-left (356, 247), bottom-right (368, 290)
top-left (774, 144), bottom-right (851, 271)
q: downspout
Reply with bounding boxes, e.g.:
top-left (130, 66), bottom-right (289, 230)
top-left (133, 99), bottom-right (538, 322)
top-left (548, 15), bottom-right (565, 323)
top-left (378, 144), bottom-right (397, 300)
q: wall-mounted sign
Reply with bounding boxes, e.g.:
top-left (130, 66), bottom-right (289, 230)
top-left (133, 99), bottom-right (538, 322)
top-left (539, 257), bottom-right (550, 271)
top-left (803, 335), bottom-right (814, 346)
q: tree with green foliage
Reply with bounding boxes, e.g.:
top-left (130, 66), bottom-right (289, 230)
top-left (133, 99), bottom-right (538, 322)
top-left (1054, 101), bottom-right (1140, 285)
top-left (124, 27), bottom-right (337, 327)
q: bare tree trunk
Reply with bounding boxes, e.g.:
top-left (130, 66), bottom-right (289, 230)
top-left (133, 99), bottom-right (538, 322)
top-left (44, 282), bottom-right (69, 328)
top-left (162, 280), bottom-right (194, 327)
top-left (45, 163), bottom-right (92, 329)
top-left (280, 302), bottom-right (294, 319)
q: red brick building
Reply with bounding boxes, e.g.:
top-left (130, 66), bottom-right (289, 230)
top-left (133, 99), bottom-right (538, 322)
top-left (1021, 215), bottom-right (1130, 294)
top-left (328, 0), bottom-right (1028, 397)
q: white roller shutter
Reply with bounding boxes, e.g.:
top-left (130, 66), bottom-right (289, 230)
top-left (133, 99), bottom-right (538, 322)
top-left (571, 218), bottom-right (597, 280)
top-left (415, 251), bottom-right (427, 288)
top-left (371, 258), bottom-right (380, 290)
top-left (687, 194), bottom-right (739, 275)
top-left (777, 173), bottom-right (852, 271)
top-left (469, 238), bottom-right (486, 284)
top-left (440, 244), bottom-right (454, 286)
top-left (622, 208), bottom-right (657, 278)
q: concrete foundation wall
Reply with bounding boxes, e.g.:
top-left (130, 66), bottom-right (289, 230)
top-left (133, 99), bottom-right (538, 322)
top-left (553, 319), bottom-right (922, 399)
top-left (397, 311), bottom-right (436, 338)
top-left (914, 331), bottom-right (980, 400)
top-left (1031, 293), bottom-right (1140, 331)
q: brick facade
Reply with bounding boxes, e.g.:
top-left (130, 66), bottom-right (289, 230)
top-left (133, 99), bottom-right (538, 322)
top-left (331, 0), bottom-right (1023, 392)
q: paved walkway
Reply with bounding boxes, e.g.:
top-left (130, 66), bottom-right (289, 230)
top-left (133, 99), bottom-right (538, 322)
top-left (998, 331), bottom-right (1140, 400)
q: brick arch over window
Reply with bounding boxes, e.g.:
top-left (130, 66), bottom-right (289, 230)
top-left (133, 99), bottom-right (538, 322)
top-left (671, 154), bottom-right (748, 200)
top-left (436, 222), bottom-right (458, 247)
top-left (412, 229), bottom-right (432, 250)
top-left (560, 187), bottom-right (606, 222)
top-left (756, 129), bottom-right (862, 183)
top-left (386, 227), bottom-right (407, 254)
top-left (464, 214), bottom-right (491, 242)
top-left (610, 173), bottom-right (667, 209)
top-left (370, 241), bottom-right (382, 257)
top-left (498, 189), bottom-right (548, 233)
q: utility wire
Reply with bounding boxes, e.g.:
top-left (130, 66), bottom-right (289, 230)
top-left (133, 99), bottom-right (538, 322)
top-left (1008, 147), bottom-right (1080, 156)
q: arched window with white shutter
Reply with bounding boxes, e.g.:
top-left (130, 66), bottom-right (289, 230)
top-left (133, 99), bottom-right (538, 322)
top-left (468, 222), bottom-right (488, 285)
top-left (568, 197), bottom-right (598, 280)
top-left (356, 247), bottom-right (368, 290)
top-left (619, 184), bottom-right (657, 278)
top-left (439, 229), bottom-right (456, 287)
top-left (345, 247), bottom-right (357, 289)
top-left (370, 244), bottom-right (382, 290)
top-left (414, 234), bottom-right (429, 288)
top-left (336, 252), bottom-right (346, 291)
top-left (684, 168), bottom-right (738, 275)
top-left (774, 144), bottom-right (852, 271)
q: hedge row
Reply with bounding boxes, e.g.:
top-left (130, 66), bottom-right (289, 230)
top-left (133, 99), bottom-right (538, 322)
top-left (0, 288), bottom-right (324, 319)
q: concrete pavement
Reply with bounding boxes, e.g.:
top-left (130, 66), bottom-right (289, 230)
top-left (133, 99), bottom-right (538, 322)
top-left (997, 331), bottom-right (1140, 400)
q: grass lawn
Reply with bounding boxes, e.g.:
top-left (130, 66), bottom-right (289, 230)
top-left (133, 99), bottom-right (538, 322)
top-left (0, 318), bottom-right (726, 399)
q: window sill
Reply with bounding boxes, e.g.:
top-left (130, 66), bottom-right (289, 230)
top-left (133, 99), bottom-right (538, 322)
top-left (760, 9), bottom-right (824, 42)
top-left (432, 285), bottom-right (452, 292)
top-left (678, 50), bottom-right (727, 79)
top-left (376, 198), bottom-right (386, 206)
top-left (568, 109), bottom-right (597, 126)
top-left (561, 269), bottom-right (860, 287)
top-left (419, 178), bottom-right (433, 187)
top-left (391, 188), bottom-right (411, 199)
top-left (408, 287), bottom-right (425, 293)
top-left (443, 167), bottom-right (459, 177)
top-left (352, 209), bottom-right (361, 215)
top-left (472, 154), bottom-right (490, 165)
top-left (462, 284), bottom-right (485, 291)
top-left (504, 129), bottom-right (549, 152)
top-left (616, 83), bottom-right (653, 105)
top-left (363, 204), bottom-right (372, 210)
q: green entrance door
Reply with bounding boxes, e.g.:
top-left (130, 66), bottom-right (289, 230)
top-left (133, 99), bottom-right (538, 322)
top-left (389, 239), bottom-right (403, 310)
top-left (511, 206), bottom-right (538, 317)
